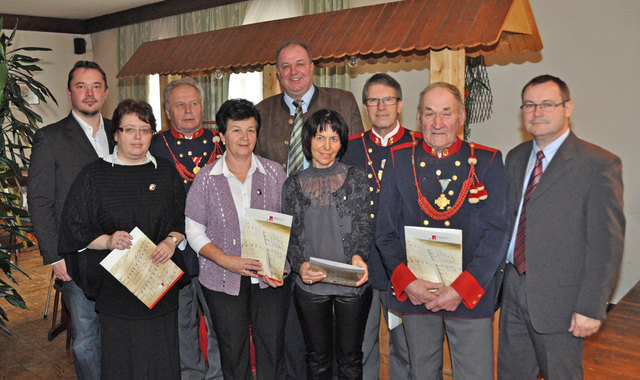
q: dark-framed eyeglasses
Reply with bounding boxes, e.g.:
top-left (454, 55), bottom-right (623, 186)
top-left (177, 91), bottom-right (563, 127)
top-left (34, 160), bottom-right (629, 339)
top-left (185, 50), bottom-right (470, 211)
top-left (520, 100), bottom-right (568, 113)
top-left (365, 97), bottom-right (400, 107)
top-left (118, 127), bottom-right (154, 135)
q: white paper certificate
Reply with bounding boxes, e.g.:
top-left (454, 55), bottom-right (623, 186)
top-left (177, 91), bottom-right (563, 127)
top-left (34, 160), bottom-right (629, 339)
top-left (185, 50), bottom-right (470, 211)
top-left (404, 226), bottom-right (462, 286)
top-left (241, 208), bottom-right (293, 283)
top-left (100, 227), bottom-right (184, 309)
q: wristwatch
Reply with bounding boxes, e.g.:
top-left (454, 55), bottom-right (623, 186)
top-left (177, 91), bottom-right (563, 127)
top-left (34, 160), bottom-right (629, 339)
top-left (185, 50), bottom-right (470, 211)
top-left (167, 235), bottom-right (179, 246)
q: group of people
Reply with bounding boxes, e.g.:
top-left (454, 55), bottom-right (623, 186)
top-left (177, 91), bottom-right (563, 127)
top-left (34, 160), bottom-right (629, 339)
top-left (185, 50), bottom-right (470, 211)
top-left (27, 40), bottom-right (624, 380)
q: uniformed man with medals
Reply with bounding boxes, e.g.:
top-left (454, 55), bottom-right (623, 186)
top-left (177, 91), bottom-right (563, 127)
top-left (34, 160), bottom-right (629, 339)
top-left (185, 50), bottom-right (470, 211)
top-left (376, 82), bottom-right (509, 380)
top-left (150, 77), bottom-right (224, 380)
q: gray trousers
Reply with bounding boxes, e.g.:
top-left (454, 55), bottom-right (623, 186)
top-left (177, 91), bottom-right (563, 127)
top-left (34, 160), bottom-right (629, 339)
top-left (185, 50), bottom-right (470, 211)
top-left (498, 264), bottom-right (584, 380)
top-left (403, 313), bottom-right (493, 380)
top-left (362, 288), bottom-right (411, 380)
top-left (178, 277), bottom-right (223, 380)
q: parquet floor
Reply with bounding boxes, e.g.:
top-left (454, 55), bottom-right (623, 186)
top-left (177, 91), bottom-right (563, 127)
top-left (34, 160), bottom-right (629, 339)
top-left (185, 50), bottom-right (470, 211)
top-left (0, 248), bottom-right (76, 380)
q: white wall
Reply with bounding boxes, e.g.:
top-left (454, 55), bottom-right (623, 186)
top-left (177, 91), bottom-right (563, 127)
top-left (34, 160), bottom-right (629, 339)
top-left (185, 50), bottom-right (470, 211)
top-left (2, 30), bottom-right (94, 126)
top-left (350, 0), bottom-right (640, 302)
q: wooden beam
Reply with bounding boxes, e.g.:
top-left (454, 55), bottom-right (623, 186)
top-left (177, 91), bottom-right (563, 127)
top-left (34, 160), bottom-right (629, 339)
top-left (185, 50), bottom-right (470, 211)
top-left (429, 48), bottom-right (465, 95)
top-left (502, 0), bottom-right (533, 34)
top-left (429, 48), bottom-right (466, 137)
top-left (262, 64), bottom-right (281, 99)
top-left (0, 14), bottom-right (87, 34)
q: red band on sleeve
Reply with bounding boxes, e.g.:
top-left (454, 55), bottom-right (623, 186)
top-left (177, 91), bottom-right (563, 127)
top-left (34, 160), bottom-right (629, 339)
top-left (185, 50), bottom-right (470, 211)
top-left (390, 263), bottom-right (417, 302)
top-left (450, 270), bottom-right (485, 310)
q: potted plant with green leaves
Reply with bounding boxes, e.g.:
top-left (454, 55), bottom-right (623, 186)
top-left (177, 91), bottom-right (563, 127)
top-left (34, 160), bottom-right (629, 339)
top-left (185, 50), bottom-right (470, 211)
top-left (0, 18), bottom-right (57, 334)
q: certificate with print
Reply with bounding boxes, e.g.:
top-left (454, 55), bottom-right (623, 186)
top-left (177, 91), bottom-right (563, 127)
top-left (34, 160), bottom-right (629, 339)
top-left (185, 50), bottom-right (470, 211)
top-left (241, 208), bottom-right (292, 283)
top-left (404, 226), bottom-right (462, 286)
top-left (308, 257), bottom-right (365, 287)
top-left (100, 227), bottom-right (184, 309)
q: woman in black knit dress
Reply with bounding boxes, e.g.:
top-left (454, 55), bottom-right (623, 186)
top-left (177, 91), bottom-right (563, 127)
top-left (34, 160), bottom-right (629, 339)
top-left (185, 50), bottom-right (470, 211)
top-left (59, 99), bottom-right (187, 380)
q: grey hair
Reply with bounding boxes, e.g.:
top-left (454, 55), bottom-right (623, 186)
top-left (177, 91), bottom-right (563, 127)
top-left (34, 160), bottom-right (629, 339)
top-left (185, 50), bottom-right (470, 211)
top-left (163, 77), bottom-right (204, 106)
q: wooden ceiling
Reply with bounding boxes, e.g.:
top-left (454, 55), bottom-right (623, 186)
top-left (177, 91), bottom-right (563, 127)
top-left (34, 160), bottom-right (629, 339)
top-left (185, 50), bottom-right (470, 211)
top-left (118, 0), bottom-right (542, 78)
top-left (0, 0), bottom-right (245, 34)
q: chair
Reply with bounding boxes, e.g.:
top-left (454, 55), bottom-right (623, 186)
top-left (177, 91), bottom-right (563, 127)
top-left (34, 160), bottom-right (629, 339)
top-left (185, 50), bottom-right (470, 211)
top-left (44, 271), bottom-right (71, 349)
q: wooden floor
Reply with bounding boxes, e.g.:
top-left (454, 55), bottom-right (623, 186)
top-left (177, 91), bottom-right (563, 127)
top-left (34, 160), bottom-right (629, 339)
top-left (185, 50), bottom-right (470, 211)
top-left (0, 248), bottom-right (75, 380)
top-left (2, 248), bottom-right (639, 380)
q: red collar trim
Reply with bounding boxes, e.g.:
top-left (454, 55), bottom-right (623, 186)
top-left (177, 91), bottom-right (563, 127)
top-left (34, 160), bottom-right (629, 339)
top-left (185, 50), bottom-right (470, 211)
top-left (422, 137), bottom-right (462, 158)
top-left (369, 125), bottom-right (406, 146)
top-left (170, 128), bottom-right (204, 139)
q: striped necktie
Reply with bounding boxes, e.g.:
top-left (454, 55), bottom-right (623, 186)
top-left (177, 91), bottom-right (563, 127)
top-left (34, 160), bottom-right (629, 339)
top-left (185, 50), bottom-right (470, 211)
top-left (288, 99), bottom-right (304, 175)
top-left (513, 150), bottom-right (545, 274)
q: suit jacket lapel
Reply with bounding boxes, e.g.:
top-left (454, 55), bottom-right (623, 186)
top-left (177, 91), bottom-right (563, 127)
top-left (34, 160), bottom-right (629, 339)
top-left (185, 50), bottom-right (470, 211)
top-left (63, 113), bottom-right (100, 160)
top-left (530, 131), bottom-right (576, 201)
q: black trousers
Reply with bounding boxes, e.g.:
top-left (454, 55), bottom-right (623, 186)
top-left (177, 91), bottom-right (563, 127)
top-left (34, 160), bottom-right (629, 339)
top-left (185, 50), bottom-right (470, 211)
top-left (294, 284), bottom-right (372, 380)
top-left (201, 276), bottom-right (291, 380)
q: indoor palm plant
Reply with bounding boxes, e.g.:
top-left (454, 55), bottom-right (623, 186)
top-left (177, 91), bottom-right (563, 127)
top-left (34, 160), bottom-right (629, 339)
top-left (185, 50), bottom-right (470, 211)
top-left (0, 18), bottom-right (57, 334)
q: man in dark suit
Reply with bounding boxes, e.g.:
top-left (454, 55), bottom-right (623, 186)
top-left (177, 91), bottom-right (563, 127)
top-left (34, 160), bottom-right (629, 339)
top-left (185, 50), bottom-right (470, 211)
top-left (28, 61), bottom-right (111, 380)
top-left (497, 75), bottom-right (625, 379)
top-left (254, 40), bottom-right (364, 379)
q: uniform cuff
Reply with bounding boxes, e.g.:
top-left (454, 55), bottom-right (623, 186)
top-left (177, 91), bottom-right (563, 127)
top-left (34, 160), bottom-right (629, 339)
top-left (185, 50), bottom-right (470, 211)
top-left (451, 270), bottom-right (485, 310)
top-left (390, 263), bottom-right (417, 302)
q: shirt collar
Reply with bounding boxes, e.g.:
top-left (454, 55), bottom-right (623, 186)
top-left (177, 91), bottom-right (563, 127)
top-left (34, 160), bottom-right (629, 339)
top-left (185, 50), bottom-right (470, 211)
top-left (170, 127), bottom-right (205, 139)
top-left (370, 121), bottom-right (402, 147)
top-left (103, 146), bottom-right (157, 168)
top-left (533, 128), bottom-right (570, 161)
top-left (283, 85), bottom-right (315, 115)
top-left (210, 152), bottom-right (266, 177)
top-left (422, 137), bottom-right (462, 158)
top-left (72, 110), bottom-right (104, 134)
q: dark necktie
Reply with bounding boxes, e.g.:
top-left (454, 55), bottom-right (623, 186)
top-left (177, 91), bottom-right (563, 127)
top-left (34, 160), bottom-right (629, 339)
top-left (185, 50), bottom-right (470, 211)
top-left (513, 150), bottom-right (545, 274)
top-left (288, 100), bottom-right (304, 175)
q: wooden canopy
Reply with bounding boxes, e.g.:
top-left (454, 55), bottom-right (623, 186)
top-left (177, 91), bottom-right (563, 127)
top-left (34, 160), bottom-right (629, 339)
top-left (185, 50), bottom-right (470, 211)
top-left (117, 0), bottom-right (542, 78)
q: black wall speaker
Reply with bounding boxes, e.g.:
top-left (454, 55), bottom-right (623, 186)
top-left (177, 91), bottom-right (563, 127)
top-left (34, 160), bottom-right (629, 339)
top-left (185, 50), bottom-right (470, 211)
top-left (74, 38), bottom-right (86, 55)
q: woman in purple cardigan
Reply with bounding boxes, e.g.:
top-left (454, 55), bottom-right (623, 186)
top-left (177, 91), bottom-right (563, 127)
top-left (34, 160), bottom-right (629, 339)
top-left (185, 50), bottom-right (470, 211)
top-left (185, 99), bottom-right (290, 380)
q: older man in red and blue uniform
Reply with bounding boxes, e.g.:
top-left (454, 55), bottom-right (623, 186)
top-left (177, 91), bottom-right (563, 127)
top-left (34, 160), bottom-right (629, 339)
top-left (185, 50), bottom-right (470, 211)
top-left (376, 82), bottom-right (509, 379)
top-left (150, 77), bottom-right (224, 380)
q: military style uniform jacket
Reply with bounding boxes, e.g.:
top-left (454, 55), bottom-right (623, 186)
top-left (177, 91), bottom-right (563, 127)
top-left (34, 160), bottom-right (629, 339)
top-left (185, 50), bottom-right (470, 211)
top-left (341, 126), bottom-right (422, 290)
top-left (255, 86), bottom-right (364, 168)
top-left (376, 137), bottom-right (509, 318)
top-left (150, 127), bottom-right (224, 276)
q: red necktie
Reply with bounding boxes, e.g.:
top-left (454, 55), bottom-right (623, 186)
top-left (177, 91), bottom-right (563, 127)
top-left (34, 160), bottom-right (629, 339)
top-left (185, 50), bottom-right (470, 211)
top-left (513, 150), bottom-right (545, 274)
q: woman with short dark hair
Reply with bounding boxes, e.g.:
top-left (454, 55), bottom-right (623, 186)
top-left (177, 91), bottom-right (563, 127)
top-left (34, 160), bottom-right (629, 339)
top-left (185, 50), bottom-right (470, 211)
top-left (283, 109), bottom-right (373, 379)
top-left (59, 99), bottom-right (187, 379)
top-left (186, 99), bottom-right (290, 380)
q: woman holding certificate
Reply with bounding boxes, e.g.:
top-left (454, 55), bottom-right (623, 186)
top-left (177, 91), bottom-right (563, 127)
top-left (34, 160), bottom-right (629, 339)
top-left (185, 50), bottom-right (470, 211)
top-left (59, 99), bottom-right (187, 380)
top-left (185, 99), bottom-right (290, 380)
top-left (282, 109), bottom-right (373, 380)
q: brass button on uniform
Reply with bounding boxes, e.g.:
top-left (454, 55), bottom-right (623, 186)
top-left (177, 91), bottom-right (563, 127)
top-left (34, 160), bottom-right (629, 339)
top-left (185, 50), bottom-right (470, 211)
top-left (420, 162), bottom-right (426, 167)
top-left (177, 140), bottom-right (182, 145)
top-left (203, 139), bottom-right (208, 144)
top-left (368, 148), bottom-right (373, 153)
top-left (455, 161), bottom-right (461, 166)
top-left (452, 175), bottom-right (458, 181)
top-left (444, 221), bottom-right (450, 227)
top-left (284, 140), bottom-right (289, 145)
top-left (436, 169), bottom-right (441, 176)
top-left (423, 220), bottom-right (429, 226)
top-left (370, 214), bottom-right (375, 219)
top-left (368, 173), bottom-right (373, 179)
top-left (179, 153), bottom-right (184, 158)
top-left (448, 190), bottom-right (454, 196)
top-left (289, 119), bottom-right (293, 125)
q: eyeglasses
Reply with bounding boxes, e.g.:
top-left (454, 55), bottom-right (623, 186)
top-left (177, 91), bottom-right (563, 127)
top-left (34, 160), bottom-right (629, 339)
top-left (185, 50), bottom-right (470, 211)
top-left (520, 101), bottom-right (567, 113)
top-left (365, 97), bottom-right (399, 107)
top-left (118, 127), bottom-right (154, 135)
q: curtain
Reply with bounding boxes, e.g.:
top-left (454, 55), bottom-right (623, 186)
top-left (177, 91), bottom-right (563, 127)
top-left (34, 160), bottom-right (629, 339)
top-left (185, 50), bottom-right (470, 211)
top-left (177, 3), bottom-right (248, 121)
top-left (117, 23), bottom-right (150, 102)
top-left (302, 0), bottom-right (351, 91)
